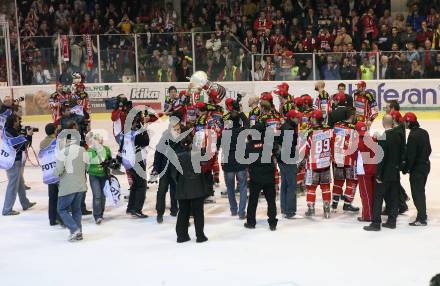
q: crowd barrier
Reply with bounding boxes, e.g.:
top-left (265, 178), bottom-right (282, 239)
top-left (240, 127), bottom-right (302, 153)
top-left (0, 79), bottom-right (438, 116)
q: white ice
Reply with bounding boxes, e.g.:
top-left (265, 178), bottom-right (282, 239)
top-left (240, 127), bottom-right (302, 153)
top-left (0, 117), bottom-right (439, 286)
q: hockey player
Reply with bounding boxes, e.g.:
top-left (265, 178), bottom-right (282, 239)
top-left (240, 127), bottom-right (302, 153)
top-left (300, 94), bottom-right (314, 129)
top-left (164, 86), bottom-right (184, 119)
top-left (49, 82), bottom-right (71, 125)
top-left (353, 81), bottom-right (378, 125)
top-left (72, 82), bottom-right (91, 115)
top-left (327, 92), bottom-right (348, 128)
top-left (304, 109), bottom-right (333, 218)
top-left (248, 96), bottom-right (261, 127)
top-left (313, 81), bottom-right (332, 123)
top-left (205, 89), bottom-right (224, 189)
top-left (331, 106), bottom-right (359, 212)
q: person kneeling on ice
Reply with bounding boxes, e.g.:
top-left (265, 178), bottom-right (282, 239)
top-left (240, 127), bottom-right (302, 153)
top-left (54, 122), bottom-right (87, 242)
top-left (172, 133), bottom-right (209, 243)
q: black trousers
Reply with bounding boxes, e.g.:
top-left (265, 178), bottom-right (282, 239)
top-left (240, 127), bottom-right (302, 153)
top-left (156, 169), bottom-right (178, 216)
top-left (204, 172), bottom-right (214, 196)
top-left (127, 169), bottom-right (147, 213)
top-left (384, 182), bottom-right (408, 212)
top-left (246, 180), bottom-right (278, 227)
top-left (176, 197), bottom-right (205, 240)
top-left (372, 181), bottom-right (399, 225)
top-left (410, 173), bottom-right (428, 221)
top-left (48, 183), bottom-right (62, 225)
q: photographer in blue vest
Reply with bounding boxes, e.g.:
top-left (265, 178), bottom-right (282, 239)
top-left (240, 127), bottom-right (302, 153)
top-left (39, 123), bottom-right (63, 226)
top-left (1, 114), bottom-right (36, 216)
top-left (123, 110), bottom-right (150, 218)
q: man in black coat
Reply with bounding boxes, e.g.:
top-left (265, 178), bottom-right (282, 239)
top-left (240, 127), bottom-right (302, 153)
top-left (403, 112), bottom-right (432, 226)
top-left (244, 119), bottom-right (278, 231)
top-left (364, 115), bottom-right (404, 231)
top-left (154, 120), bottom-right (185, 223)
top-left (126, 112), bottom-right (150, 218)
top-left (172, 134), bottom-right (209, 243)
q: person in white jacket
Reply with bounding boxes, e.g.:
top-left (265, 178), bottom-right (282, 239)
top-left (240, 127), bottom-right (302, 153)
top-left (205, 33), bottom-right (222, 52)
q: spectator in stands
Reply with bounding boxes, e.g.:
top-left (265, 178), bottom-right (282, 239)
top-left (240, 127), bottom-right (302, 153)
top-left (400, 24), bottom-right (417, 46)
top-left (420, 39), bottom-right (435, 77)
top-left (253, 60), bottom-right (264, 81)
top-left (176, 58), bottom-right (191, 82)
top-left (406, 42), bottom-right (420, 63)
top-left (432, 53), bottom-right (440, 78)
top-left (205, 33), bottom-right (221, 52)
top-left (334, 27), bottom-right (352, 47)
top-left (390, 27), bottom-right (402, 49)
top-left (32, 64), bottom-right (51, 84)
top-left (406, 5), bottom-right (425, 32)
top-left (416, 21), bottom-right (433, 48)
top-left (409, 59), bottom-right (423, 79)
top-left (320, 56), bottom-right (340, 80)
top-left (218, 59), bottom-right (240, 81)
top-left (359, 57), bottom-right (375, 80)
top-left (157, 62), bottom-right (176, 82)
top-left (377, 24), bottom-right (392, 51)
top-left (432, 23), bottom-right (440, 50)
top-left (393, 13), bottom-right (406, 32)
top-left (379, 55), bottom-right (392, 79)
top-left (379, 9), bottom-right (393, 31)
top-left (340, 57), bottom-right (358, 80)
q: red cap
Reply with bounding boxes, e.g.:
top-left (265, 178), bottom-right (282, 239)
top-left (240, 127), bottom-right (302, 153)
top-left (260, 92), bottom-right (273, 102)
top-left (179, 90), bottom-right (187, 97)
top-left (333, 92), bottom-right (346, 103)
top-left (357, 80), bottom-right (366, 88)
top-left (276, 82), bottom-right (289, 91)
top-left (355, 121), bottom-right (368, 136)
top-left (225, 98), bottom-right (235, 110)
top-left (301, 94), bottom-right (313, 106)
top-left (403, 112), bottom-right (417, 123)
top-left (310, 109), bottom-right (323, 120)
top-left (287, 109), bottom-right (302, 119)
top-left (195, 101), bottom-right (206, 110)
top-left (293, 97), bottom-right (304, 106)
top-left (390, 110), bottom-right (403, 123)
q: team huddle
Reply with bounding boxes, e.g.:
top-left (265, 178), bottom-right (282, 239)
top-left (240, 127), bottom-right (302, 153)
top-left (161, 77), bottom-right (430, 232)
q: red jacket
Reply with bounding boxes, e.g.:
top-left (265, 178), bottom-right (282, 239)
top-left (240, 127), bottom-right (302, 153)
top-left (356, 135), bottom-right (377, 176)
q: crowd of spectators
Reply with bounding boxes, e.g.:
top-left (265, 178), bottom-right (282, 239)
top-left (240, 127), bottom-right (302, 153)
top-left (3, 0), bottom-right (440, 84)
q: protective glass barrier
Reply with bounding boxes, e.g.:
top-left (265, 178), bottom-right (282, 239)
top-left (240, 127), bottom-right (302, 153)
top-left (137, 32), bottom-right (193, 82)
top-left (20, 35), bottom-right (59, 85)
top-left (252, 53), bottom-right (313, 81)
top-left (99, 33), bottom-right (135, 83)
top-left (314, 51), bottom-right (378, 81)
top-left (379, 50), bottom-right (440, 79)
top-left (195, 32), bottom-right (252, 82)
top-left (0, 28), bottom-right (6, 84)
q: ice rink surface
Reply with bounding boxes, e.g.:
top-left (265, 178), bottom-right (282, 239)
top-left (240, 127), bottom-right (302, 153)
top-left (1, 116), bottom-right (439, 286)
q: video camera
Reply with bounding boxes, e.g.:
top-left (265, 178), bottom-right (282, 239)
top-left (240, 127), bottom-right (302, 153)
top-left (101, 158), bottom-right (121, 170)
top-left (230, 93), bottom-right (243, 112)
top-left (105, 95), bottom-right (132, 110)
top-left (20, 125), bottom-right (39, 135)
top-left (14, 97), bottom-right (25, 104)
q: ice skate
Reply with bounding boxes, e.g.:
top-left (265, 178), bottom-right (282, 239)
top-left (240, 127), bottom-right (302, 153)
top-left (343, 203), bottom-right (360, 212)
top-left (323, 202), bottom-right (331, 219)
top-left (305, 204), bottom-right (315, 217)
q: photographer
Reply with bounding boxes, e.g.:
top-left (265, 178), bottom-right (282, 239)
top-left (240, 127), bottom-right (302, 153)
top-left (223, 97), bottom-right (250, 129)
top-left (123, 111), bottom-right (150, 218)
top-left (86, 132), bottom-right (113, 225)
top-left (2, 114), bottom-right (36, 216)
top-left (110, 95), bottom-right (130, 146)
top-left (59, 103), bottom-right (92, 215)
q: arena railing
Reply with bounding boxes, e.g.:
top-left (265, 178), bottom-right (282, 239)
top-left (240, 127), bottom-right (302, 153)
top-left (3, 30), bottom-right (440, 85)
